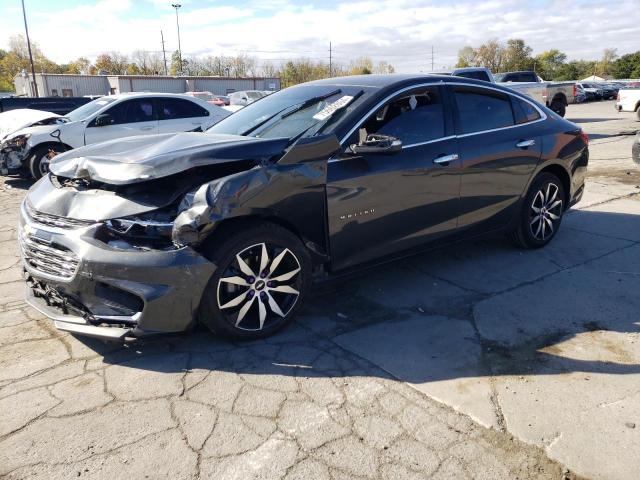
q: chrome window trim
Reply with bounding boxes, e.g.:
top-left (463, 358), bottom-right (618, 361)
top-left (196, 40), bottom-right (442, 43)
top-left (398, 135), bottom-right (456, 150)
top-left (329, 80), bottom-right (547, 163)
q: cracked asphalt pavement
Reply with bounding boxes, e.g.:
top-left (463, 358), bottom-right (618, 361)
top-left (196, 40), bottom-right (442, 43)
top-left (1, 100), bottom-right (638, 479)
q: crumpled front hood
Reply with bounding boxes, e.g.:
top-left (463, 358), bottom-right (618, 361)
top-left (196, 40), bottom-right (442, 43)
top-left (0, 108), bottom-right (61, 141)
top-left (49, 132), bottom-right (290, 185)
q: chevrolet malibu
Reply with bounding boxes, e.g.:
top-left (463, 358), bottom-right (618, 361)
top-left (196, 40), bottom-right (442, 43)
top-left (19, 74), bottom-right (589, 341)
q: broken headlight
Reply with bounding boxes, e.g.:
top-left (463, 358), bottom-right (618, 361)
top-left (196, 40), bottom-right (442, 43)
top-left (104, 211), bottom-right (176, 250)
top-left (2, 133), bottom-right (31, 150)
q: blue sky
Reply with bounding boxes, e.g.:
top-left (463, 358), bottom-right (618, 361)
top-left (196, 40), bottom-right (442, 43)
top-left (1, 0), bottom-right (638, 72)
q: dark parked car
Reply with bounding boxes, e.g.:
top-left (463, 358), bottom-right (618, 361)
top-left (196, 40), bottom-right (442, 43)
top-left (20, 75), bottom-right (589, 341)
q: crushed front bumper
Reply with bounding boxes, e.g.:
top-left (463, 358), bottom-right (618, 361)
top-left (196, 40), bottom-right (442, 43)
top-left (19, 201), bottom-right (216, 340)
top-left (0, 143), bottom-right (28, 175)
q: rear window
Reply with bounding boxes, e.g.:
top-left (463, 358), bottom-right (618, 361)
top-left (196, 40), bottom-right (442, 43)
top-left (512, 96), bottom-right (541, 124)
top-left (453, 87), bottom-right (514, 134)
top-left (455, 71), bottom-right (491, 82)
top-left (158, 98), bottom-right (209, 120)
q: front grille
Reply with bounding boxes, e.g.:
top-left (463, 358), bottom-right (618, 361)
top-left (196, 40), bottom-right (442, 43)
top-left (19, 230), bottom-right (80, 280)
top-left (25, 201), bottom-right (95, 230)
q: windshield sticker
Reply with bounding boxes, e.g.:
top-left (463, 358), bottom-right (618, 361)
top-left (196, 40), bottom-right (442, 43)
top-left (313, 95), bottom-right (354, 121)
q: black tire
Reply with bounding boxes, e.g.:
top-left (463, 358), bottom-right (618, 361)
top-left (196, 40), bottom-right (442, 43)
top-left (510, 172), bottom-right (565, 249)
top-left (198, 222), bottom-right (312, 340)
top-left (550, 101), bottom-right (566, 117)
top-left (636, 107), bottom-right (640, 122)
top-left (28, 144), bottom-right (65, 180)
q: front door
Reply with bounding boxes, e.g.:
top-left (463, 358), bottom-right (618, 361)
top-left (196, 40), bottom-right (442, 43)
top-left (84, 98), bottom-right (158, 145)
top-left (326, 85), bottom-right (461, 271)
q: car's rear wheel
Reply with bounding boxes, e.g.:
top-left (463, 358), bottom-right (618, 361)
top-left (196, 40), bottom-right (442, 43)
top-left (199, 223), bottom-right (312, 340)
top-left (511, 172), bottom-right (565, 249)
top-left (28, 144), bottom-right (65, 180)
top-left (550, 101), bottom-right (566, 117)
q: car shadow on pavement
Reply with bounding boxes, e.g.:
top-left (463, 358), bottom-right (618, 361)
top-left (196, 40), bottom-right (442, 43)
top-left (2, 176), bottom-right (34, 191)
top-left (71, 207), bottom-right (640, 388)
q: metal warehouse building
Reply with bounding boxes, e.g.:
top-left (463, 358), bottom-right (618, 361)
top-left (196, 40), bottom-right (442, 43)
top-left (13, 73), bottom-right (281, 97)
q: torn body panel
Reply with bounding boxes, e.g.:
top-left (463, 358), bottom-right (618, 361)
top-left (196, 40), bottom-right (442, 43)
top-left (172, 160), bottom-right (329, 254)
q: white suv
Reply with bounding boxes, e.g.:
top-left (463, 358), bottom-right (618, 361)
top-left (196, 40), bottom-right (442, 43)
top-left (0, 92), bottom-right (230, 178)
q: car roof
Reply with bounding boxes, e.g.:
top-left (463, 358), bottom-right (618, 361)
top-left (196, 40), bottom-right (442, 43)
top-left (303, 73), bottom-right (508, 91)
top-left (109, 92), bottom-right (205, 100)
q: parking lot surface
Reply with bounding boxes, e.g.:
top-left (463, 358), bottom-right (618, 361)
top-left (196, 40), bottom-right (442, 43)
top-left (0, 100), bottom-right (638, 479)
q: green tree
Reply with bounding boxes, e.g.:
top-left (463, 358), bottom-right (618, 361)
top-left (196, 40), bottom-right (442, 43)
top-left (612, 51), bottom-right (640, 79)
top-left (502, 39), bottom-right (534, 72)
top-left (534, 49), bottom-right (567, 80)
top-left (555, 60), bottom-right (596, 81)
top-left (456, 46), bottom-right (477, 68)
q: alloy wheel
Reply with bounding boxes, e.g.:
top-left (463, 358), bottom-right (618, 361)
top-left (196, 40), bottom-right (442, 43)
top-left (529, 182), bottom-right (563, 241)
top-left (38, 154), bottom-right (51, 177)
top-left (216, 242), bottom-right (302, 331)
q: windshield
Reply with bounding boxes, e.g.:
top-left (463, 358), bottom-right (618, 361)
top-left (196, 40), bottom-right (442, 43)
top-left (207, 85), bottom-right (370, 140)
top-left (246, 91), bottom-right (264, 100)
top-left (64, 97), bottom-right (116, 122)
top-left (494, 73), bottom-right (506, 82)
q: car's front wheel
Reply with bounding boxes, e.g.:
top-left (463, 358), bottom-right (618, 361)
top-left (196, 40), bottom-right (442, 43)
top-left (511, 172), bottom-right (565, 249)
top-left (199, 223), bottom-right (312, 340)
top-left (28, 144), bottom-right (65, 179)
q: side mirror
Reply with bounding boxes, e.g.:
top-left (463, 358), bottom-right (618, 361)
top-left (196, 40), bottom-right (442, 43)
top-left (94, 114), bottom-right (113, 127)
top-left (350, 134), bottom-right (402, 156)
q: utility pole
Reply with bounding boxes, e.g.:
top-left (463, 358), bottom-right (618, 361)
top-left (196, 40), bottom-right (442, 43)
top-left (160, 30), bottom-right (168, 75)
top-left (171, 3), bottom-right (182, 75)
top-left (21, 0), bottom-right (38, 97)
top-left (431, 45), bottom-right (434, 71)
top-left (329, 42), bottom-right (332, 78)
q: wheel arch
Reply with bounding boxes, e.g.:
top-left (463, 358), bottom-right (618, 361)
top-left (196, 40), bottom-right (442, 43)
top-left (27, 141), bottom-right (73, 158)
top-left (198, 213), bottom-right (328, 266)
top-left (551, 92), bottom-right (567, 106)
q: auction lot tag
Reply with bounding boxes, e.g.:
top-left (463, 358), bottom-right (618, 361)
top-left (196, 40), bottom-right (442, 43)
top-left (313, 96), bottom-right (354, 121)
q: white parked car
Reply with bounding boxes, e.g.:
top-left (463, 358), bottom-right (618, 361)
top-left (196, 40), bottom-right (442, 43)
top-left (228, 90), bottom-right (266, 106)
top-left (0, 93), bottom-right (230, 178)
top-left (616, 88), bottom-right (640, 121)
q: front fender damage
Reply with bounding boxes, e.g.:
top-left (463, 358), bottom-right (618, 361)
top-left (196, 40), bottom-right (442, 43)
top-left (172, 162), bottom-right (328, 254)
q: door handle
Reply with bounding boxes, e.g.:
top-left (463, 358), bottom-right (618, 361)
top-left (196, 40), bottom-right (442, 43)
top-left (516, 139), bottom-right (535, 148)
top-left (433, 154), bottom-right (459, 165)
top-left (140, 125), bottom-right (155, 131)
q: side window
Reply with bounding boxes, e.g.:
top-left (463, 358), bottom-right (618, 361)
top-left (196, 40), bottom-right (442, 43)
top-left (360, 87), bottom-right (445, 145)
top-left (159, 98), bottom-right (209, 120)
top-left (512, 96), bottom-right (541, 124)
top-left (453, 87), bottom-right (514, 134)
top-left (105, 99), bottom-right (155, 125)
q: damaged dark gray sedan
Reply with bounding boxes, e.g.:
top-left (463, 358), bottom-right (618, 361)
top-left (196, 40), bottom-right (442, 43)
top-left (19, 75), bottom-right (589, 341)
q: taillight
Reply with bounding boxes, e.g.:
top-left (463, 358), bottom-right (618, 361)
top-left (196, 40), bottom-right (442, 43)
top-left (579, 130), bottom-right (589, 146)
top-left (573, 84), bottom-right (577, 98)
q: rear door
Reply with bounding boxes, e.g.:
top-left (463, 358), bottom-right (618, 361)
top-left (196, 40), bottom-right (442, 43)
top-left (449, 84), bottom-right (543, 233)
top-left (84, 98), bottom-right (158, 145)
top-left (326, 85), bottom-right (461, 270)
top-left (157, 97), bottom-right (212, 133)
